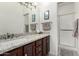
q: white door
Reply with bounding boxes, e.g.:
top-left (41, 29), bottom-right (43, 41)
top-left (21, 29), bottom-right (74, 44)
top-left (58, 2), bottom-right (76, 47)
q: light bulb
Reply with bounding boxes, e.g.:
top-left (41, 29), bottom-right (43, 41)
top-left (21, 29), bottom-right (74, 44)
top-left (33, 2), bottom-right (38, 6)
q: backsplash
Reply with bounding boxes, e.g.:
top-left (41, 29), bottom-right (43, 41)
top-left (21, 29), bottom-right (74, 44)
top-left (60, 48), bottom-right (78, 56)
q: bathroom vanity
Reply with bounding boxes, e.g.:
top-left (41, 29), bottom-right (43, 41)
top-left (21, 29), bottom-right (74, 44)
top-left (0, 33), bottom-right (50, 56)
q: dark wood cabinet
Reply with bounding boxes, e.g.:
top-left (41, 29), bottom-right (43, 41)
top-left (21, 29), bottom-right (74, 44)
top-left (0, 35), bottom-right (50, 56)
top-left (17, 47), bottom-right (24, 56)
top-left (46, 36), bottom-right (50, 54)
top-left (0, 46), bottom-right (24, 56)
top-left (36, 51), bottom-right (42, 56)
top-left (24, 42), bottom-right (35, 56)
top-left (42, 36), bottom-right (50, 56)
top-left (36, 46), bottom-right (42, 56)
top-left (3, 49), bottom-right (17, 56)
top-left (35, 39), bottom-right (42, 56)
top-left (36, 39), bottom-right (42, 47)
top-left (42, 37), bottom-right (47, 56)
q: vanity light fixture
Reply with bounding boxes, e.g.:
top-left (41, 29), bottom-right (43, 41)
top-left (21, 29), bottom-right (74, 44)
top-left (19, 2), bottom-right (38, 10)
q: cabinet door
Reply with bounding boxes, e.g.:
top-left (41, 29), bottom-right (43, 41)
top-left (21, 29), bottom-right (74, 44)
top-left (32, 42), bottom-right (36, 56)
top-left (42, 36), bottom-right (50, 56)
top-left (24, 44), bottom-right (32, 56)
top-left (17, 47), bottom-right (24, 56)
top-left (36, 45), bottom-right (42, 56)
top-left (42, 37), bottom-right (47, 56)
top-left (35, 39), bottom-right (42, 56)
top-left (36, 51), bottom-right (42, 56)
top-left (46, 36), bottom-right (50, 54)
top-left (0, 47), bottom-right (24, 56)
top-left (24, 42), bottom-right (35, 56)
top-left (3, 49), bottom-right (17, 56)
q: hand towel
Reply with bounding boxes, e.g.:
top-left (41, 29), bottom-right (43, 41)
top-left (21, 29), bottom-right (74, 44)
top-left (73, 19), bottom-right (78, 38)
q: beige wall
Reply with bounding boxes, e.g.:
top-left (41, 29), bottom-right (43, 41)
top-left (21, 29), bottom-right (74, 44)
top-left (0, 2), bottom-right (25, 34)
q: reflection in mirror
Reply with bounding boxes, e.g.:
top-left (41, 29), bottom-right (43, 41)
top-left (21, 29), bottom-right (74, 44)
top-left (24, 13), bottom-right (29, 33)
top-left (44, 10), bottom-right (49, 20)
top-left (30, 24), bottom-right (36, 32)
top-left (32, 14), bottom-right (36, 22)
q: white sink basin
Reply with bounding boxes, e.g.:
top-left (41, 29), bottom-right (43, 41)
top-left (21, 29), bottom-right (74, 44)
top-left (0, 38), bottom-right (27, 50)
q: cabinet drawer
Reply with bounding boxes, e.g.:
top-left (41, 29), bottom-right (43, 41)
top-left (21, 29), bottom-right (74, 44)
top-left (36, 39), bottom-right (42, 47)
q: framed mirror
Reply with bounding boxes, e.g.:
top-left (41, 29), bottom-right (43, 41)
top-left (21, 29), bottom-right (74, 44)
top-left (44, 10), bottom-right (49, 20)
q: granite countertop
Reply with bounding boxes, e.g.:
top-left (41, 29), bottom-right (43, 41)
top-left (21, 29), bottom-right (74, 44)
top-left (0, 33), bottom-right (50, 54)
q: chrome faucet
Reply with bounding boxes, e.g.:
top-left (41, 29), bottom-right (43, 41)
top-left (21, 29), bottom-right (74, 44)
top-left (0, 33), bottom-right (15, 40)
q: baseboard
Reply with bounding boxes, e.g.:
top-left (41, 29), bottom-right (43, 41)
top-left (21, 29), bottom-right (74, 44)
top-left (49, 52), bottom-right (58, 56)
top-left (58, 45), bottom-right (78, 56)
